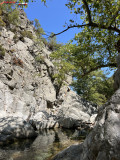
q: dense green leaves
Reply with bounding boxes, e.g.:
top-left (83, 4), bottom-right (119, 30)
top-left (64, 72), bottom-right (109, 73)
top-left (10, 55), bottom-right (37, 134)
top-left (47, 33), bottom-right (62, 51)
top-left (34, 18), bottom-right (45, 38)
top-left (71, 70), bottom-right (114, 105)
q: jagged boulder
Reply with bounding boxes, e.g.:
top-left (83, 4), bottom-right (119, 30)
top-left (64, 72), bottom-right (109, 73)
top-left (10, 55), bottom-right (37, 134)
top-left (56, 90), bottom-right (97, 128)
top-left (53, 89), bottom-right (120, 160)
top-left (30, 111), bottom-right (59, 130)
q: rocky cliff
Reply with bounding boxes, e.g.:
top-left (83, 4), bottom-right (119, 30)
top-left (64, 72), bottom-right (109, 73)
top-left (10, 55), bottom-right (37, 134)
top-left (0, 9), bottom-right (97, 144)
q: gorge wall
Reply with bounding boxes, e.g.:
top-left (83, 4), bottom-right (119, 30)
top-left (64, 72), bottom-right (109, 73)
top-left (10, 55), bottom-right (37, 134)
top-left (0, 9), bottom-right (97, 144)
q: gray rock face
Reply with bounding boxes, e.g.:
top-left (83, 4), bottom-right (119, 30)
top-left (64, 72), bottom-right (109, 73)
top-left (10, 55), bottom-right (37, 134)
top-left (30, 111), bottom-right (59, 130)
top-left (0, 8), bottom-right (97, 143)
top-left (53, 89), bottom-right (120, 160)
top-left (57, 90), bottom-right (97, 128)
top-left (0, 117), bottom-right (37, 144)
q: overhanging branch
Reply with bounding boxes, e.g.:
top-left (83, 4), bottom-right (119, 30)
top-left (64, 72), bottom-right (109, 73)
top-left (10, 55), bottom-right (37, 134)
top-left (81, 63), bottom-right (117, 77)
top-left (50, 24), bottom-right (88, 37)
top-left (50, 22), bottom-right (120, 38)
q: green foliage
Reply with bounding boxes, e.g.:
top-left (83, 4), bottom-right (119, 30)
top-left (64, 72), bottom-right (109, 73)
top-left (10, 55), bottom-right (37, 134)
top-left (0, 8), bottom-right (5, 26)
top-left (48, 33), bottom-right (62, 51)
top-left (50, 28), bottom-right (116, 104)
top-left (0, 0), bottom-right (17, 12)
top-left (20, 30), bottom-right (33, 39)
top-left (7, 9), bottom-right (19, 25)
top-left (48, 0), bottom-right (119, 104)
top-left (10, 28), bottom-right (17, 33)
top-left (0, 17), bottom-right (5, 26)
top-left (66, 0), bottom-right (120, 29)
top-left (34, 18), bottom-right (45, 38)
top-left (52, 61), bottom-right (74, 85)
top-left (71, 70), bottom-right (114, 105)
top-left (35, 54), bottom-right (45, 62)
top-left (13, 34), bottom-right (19, 43)
top-left (0, 45), bottom-right (5, 58)
top-left (51, 46), bottom-right (75, 86)
top-left (0, 1), bottom-right (19, 26)
top-left (33, 18), bottom-right (48, 48)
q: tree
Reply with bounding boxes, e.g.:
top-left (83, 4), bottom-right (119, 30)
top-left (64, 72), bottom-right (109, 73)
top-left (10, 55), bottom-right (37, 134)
top-left (71, 70), bottom-right (114, 105)
top-left (50, 0), bottom-right (119, 103)
top-left (54, 0), bottom-right (120, 36)
top-left (51, 0), bottom-right (119, 76)
top-left (34, 18), bottom-right (45, 38)
top-left (0, 0), bottom-right (19, 26)
top-left (51, 0), bottom-right (120, 74)
top-left (48, 32), bottom-right (62, 51)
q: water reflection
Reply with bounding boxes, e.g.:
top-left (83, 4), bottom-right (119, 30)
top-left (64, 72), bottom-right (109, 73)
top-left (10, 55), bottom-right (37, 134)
top-left (0, 128), bottom-right (84, 160)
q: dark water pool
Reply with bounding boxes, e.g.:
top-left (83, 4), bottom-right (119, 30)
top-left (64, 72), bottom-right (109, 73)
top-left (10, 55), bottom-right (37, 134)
top-left (0, 128), bottom-right (85, 160)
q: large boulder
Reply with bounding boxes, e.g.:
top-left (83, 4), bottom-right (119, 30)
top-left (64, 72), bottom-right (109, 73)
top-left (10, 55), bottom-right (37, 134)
top-left (0, 117), bottom-right (37, 145)
top-left (30, 111), bottom-right (59, 130)
top-left (57, 90), bottom-right (97, 128)
top-left (53, 89), bottom-right (120, 160)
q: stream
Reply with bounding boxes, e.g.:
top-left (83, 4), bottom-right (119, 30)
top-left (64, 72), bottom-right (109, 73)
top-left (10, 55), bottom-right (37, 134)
top-left (0, 128), bottom-right (86, 160)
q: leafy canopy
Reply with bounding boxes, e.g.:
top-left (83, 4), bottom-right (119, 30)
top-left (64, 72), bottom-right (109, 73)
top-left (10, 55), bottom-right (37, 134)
top-left (72, 70), bottom-right (114, 105)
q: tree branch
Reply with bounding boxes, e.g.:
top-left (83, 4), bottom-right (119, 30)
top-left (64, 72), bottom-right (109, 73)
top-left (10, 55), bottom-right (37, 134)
top-left (81, 63), bottom-right (117, 77)
top-left (50, 24), bottom-right (88, 37)
top-left (51, 22), bottom-right (120, 38)
top-left (91, 22), bottom-right (120, 34)
top-left (82, 0), bottom-right (92, 23)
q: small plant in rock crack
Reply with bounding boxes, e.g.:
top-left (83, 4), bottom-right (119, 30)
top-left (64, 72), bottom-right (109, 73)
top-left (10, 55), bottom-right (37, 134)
top-left (13, 34), bottom-right (19, 43)
top-left (0, 17), bottom-right (6, 27)
top-left (20, 30), bottom-right (33, 39)
top-left (0, 45), bottom-right (5, 59)
top-left (12, 57), bottom-right (24, 68)
top-left (35, 54), bottom-right (45, 62)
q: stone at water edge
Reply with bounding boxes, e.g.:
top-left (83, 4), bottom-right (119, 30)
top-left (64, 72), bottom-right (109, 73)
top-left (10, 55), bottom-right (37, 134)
top-left (0, 117), bottom-right (37, 144)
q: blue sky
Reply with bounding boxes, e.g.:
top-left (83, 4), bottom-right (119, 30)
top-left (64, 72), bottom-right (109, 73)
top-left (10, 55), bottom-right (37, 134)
top-left (24, 0), bottom-right (81, 44)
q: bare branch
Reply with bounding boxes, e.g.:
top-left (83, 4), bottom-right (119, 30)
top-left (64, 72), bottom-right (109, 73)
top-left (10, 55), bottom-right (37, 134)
top-left (50, 22), bottom-right (120, 38)
top-left (50, 24), bottom-right (88, 37)
top-left (82, 0), bottom-right (92, 23)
